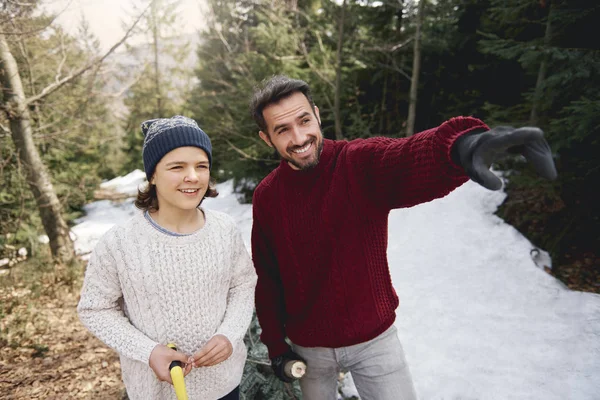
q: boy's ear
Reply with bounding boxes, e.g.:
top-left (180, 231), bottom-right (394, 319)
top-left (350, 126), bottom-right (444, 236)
top-left (259, 131), bottom-right (273, 148)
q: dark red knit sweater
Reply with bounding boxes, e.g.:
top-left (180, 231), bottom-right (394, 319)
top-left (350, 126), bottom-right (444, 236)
top-left (251, 117), bottom-right (488, 358)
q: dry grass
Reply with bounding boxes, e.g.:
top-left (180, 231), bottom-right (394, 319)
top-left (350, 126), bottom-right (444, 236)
top-left (0, 256), bottom-right (125, 399)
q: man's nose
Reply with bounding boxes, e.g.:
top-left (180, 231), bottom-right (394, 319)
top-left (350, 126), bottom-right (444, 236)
top-left (290, 126), bottom-right (306, 146)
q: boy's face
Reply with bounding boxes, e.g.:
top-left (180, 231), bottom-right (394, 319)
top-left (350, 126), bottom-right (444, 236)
top-left (151, 146), bottom-right (210, 212)
top-left (259, 92), bottom-right (323, 171)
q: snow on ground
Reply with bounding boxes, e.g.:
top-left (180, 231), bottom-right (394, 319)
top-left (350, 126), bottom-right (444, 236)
top-left (72, 171), bottom-right (600, 400)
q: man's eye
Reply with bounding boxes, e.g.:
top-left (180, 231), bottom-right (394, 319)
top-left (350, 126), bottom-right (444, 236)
top-left (197, 165), bottom-right (208, 169)
top-left (171, 166), bottom-right (182, 170)
top-left (302, 119), bottom-right (310, 124)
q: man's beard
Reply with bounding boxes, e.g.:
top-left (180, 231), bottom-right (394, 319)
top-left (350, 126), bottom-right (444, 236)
top-left (282, 134), bottom-right (324, 171)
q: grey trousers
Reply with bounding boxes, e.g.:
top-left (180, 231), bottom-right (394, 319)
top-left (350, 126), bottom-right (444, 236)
top-left (292, 325), bottom-right (418, 400)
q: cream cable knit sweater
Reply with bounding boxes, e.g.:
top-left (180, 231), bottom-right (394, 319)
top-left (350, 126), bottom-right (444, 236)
top-left (78, 208), bottom-right (257, 400)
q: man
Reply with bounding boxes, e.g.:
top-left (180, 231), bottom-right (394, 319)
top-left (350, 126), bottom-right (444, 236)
top-left (249, 75), bottom-right (556, 400)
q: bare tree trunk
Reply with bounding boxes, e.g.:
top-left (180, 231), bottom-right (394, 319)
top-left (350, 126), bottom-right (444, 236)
top-left (333, 0), bottom-right (347, 140)
top-left (0, 6), bottom-right (145, 264)
top-left (284, 0), bottom-right (298, 11)
top-left (406, 0), bottom-right (425, 136)
top-left (151, 0), bottom-right (163, 116)
top-left (0, 33), bottom-right (75, 264)
top-left (379, 71), bottom-right (388, 134)
top-left (530, 2), bottom-right (553, 125)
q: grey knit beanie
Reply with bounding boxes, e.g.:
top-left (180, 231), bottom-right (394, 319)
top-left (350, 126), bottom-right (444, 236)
top-left (141, 115), bottom-right (212, 180)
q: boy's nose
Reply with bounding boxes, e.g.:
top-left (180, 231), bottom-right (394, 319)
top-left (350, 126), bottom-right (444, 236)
top-left (184, 168), bottom-right (199, 182)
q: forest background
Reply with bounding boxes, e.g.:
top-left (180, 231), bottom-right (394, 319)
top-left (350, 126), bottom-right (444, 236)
top-left (1, 0), bottom-right (598, 398)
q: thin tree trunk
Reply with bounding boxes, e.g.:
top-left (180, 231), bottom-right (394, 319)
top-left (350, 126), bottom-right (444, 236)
top-left (333, 0), bottom-right (347, 140)
top-left (151, 0), bottom-right (163, 116)
top-left (0, 33), bottom-right (75, 264)
top-left (379, 71), bottom-right (388, 134)
top-left (406, 0), bottom-right (425, 136)
top-left (395, 0), bottom-right (404, 134)
top-left (530, 2), bottom-right (553, 125)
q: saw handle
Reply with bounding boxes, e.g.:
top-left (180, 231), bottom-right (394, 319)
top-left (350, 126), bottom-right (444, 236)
top-left (167, 343), bottom-right (189, 400)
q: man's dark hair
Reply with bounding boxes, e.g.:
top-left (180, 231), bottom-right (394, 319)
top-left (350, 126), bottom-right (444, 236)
top-left (250, 75), bottom-right (316, 133)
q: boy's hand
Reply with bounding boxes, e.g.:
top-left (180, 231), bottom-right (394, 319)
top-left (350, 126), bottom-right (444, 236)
top-left (191, 334), bottom-right (233, 367)
top-left (149, 344), bottom-right (192, 384)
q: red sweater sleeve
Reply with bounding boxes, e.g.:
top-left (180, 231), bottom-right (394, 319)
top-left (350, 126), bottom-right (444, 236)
top-left (251, 187), bottom-right (289, 358)
top-left (344, 116), bottom-right (488, 210)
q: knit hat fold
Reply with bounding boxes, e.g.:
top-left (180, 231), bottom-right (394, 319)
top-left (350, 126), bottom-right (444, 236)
top-left (140, 115), bottom-right (212, 180)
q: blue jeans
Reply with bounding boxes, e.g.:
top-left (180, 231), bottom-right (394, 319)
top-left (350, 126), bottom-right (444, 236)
top-left (292, 325), bottom-right (417, 400)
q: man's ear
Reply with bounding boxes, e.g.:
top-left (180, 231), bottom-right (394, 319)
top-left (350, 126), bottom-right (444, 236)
top-left (314, 106), bottom-right (321, 125)
top-left (259, 131), bottom-right (273, 148)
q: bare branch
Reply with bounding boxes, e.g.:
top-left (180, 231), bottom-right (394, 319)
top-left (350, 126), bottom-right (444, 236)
top-left (215, 24), bottom-right (232, 53)
top-left (223, 128), bottom-right (264, 146)
top-left (391, 38), bottom-right (414, 52)
top-left (24, 3), bottom-right (151, 106)
top-left (55, 30), bottom-right (68, 83)
top-left (363, 38), bottom-right (413, 53)
top-left (374, 61), bottom-right (412, 82)
top-left (6, 0), bottom-right (36, 6)
top-left (224, 138), bottom-right (278, 163)
top-left (272, 55), bottom-right (304, 61)
top-left (300, 41), bottom-right (335, 89)
top-left (245, 358), bottom-right (271, 366)
top-left (32, 119), bottom-right (63, 133)
top-left (92, 61), bottom-right (150, 98)
top-left (0, 0), bottom-right (73, 36)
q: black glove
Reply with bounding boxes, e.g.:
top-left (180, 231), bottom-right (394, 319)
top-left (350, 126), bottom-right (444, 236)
top-left (451, 126), bottom-right (557, 190)
top-left (271, 349), bottom-right (306, 383)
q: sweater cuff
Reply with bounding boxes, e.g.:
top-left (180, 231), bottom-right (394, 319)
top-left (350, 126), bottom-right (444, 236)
top-left (435, 116), bottom-right (489, 173)
top-left (266, 340), bottom-right (292, 360)
top-left (211, 332), bottom-right (239, 354)
top-left (140, 340), bottom-right (161, 366)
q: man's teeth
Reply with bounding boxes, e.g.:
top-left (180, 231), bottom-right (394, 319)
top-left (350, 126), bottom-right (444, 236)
top-left (179, 189), bottom-right (198, 193)
top-left (293, 143), bottom-right (311, 153)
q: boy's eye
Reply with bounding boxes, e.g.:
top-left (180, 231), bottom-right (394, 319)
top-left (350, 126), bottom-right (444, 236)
top-left (170, 166), bottom-right (182, 170)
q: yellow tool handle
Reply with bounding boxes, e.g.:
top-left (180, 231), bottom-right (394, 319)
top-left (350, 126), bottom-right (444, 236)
top-left (167, 343), bottom-right (189, 400)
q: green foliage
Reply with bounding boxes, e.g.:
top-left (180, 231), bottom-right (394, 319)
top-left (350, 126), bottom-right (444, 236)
top-left (241, 312), bottom-right (302, 399)
top-left (481, 0), bottom-right (600, 269)
top-left (188, 0), bottom-right (292, 199)
top-left (119, 0), bottom-right (194, 174)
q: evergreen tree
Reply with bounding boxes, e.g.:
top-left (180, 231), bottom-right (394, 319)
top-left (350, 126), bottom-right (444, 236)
top-left (480, 0), bottom-right (600, 280)
top-left (189, 0), bottom-right (302, 199)
top-left (120, 0), bottom-right (193, 174)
